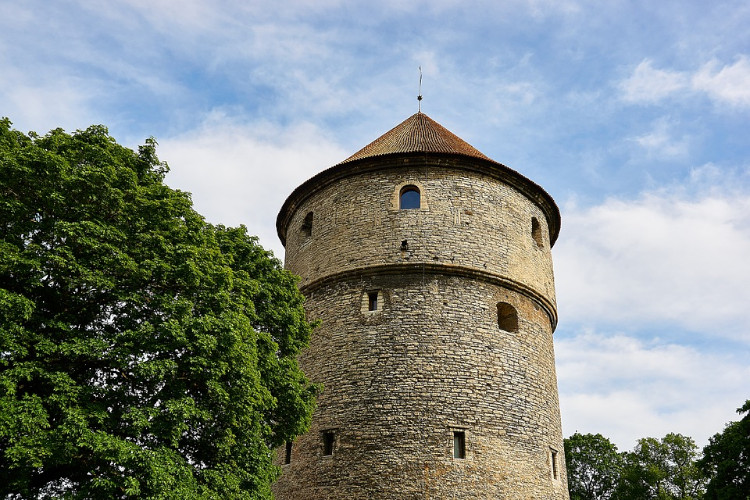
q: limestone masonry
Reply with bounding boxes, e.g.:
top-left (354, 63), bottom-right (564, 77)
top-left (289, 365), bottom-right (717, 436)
top-left (273, 113), bottom-right (569, 499)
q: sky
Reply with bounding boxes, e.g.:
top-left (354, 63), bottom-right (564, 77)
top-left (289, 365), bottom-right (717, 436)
top-left (1, 0), bottom-right (749, 452)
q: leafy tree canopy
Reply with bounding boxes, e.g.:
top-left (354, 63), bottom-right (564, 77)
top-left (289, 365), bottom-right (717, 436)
top-left (700, 400), bottom-right (750, 500)
top-left (0, 119), bottom-right (316, 498)
top-left (616, 433), bottom-right (705, 500)
top-left (564, 432), bottom-right (623, 500)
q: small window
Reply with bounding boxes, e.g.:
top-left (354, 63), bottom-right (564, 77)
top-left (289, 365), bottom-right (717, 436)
top-left (284, 441), bottom-right (293, 464)
top-left (453, 431), bottom-right (466, 459)
top-left (550, 448), bottom-right (559, 479)
top-left (399, 186), bottom-right (420, 209)
top-left (301, 211), bottom-right (313, 237)
top-left (363, 290), bottom-right (383, 314)
top-left (532, 217), bottom-right (543, 248)
top-left (323, 431), bottom-right (335, 456)
top-left (497, 302), bottom-right (518, 332)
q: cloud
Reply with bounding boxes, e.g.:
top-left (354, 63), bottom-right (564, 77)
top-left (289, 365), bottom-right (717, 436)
top-left (631, 118), bottom-right (690, 159)
top-left (158, 110), bottom-right (348, 260)
top-left (0, 68), bottom-right (100, 135)
top-left (557, 330), bottom-right (750, 450)
top-left (619, 60), bottom-right (688, 103)
top-left (619, 56), bottom-right (750, 109)
top-left (693, 56), bottom-right (750, 108)
top-left (555, 181), bottom-right (750, 342)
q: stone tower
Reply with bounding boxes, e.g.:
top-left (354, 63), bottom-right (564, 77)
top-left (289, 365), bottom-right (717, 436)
top-left (274, 112), bottom-right (568, 499)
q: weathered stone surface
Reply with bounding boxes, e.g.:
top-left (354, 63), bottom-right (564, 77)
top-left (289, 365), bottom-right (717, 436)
top-left (273, 124), bottom-right (569, 499)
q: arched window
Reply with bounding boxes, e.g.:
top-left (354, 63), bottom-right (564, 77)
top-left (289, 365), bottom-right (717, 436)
top-left (531, 217), bottom-right (543, 249)
top-left (497, 302), bottom-right (518, 332)
top-left (399, 186), bottom-right (420, 209)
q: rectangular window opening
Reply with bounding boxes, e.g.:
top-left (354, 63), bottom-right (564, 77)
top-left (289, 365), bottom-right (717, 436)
top-left (368, 292), bottom-right (378, 311)
top-left (453, 431), bottom-right (466, 459)
top-left (323, 431), bottom-right (335, 456)
top-left (284, 441), bottom-right (292, 465)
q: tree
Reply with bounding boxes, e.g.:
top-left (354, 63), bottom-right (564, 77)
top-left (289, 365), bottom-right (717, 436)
top-left (564, 432), bottom-right (623, 500)
top-left (700, 400), bottom-right (750, 500)
top-left (0, 119), bottom-right (316, 498)
top-left (616, 433), bottom-right (705, 500)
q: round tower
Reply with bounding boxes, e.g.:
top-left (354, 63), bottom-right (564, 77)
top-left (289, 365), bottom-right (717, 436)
top-left (273, 113), bottom-right (568, 499)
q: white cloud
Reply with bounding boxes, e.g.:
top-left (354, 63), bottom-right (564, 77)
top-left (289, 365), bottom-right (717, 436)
top-left (555, 184), bottom-right (750, 341)
top-left (0, 68), bottom-right (100, 134)
top-left (557, 330), bottom-right (750, 450)
top-left (114, 0), bottom-right (225, 32)
top-left (619, 59), bottom-right (688, 103)
top-left (631, 118), bottom-right (690, 159)
top-left (159, 111), bottom-right (348, 260)
top-left (620, 56), bottom-right (750, 109)
top-left (693, 56), bottom-right (750, 108)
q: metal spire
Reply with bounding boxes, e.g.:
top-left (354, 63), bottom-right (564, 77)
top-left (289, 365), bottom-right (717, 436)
top-left (418, 66), bottom-right (423, 113)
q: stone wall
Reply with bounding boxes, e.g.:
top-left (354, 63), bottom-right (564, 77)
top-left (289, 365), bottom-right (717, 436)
top-left (282, 156), bottom-right (557, 324)
top-left (273, 154), bottom-right (568, 499)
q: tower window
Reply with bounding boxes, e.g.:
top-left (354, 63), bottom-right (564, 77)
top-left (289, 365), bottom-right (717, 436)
top-left (399, 186), bottom-right (420, 209)
top-left (550, 448), bottom-right (559, 479)
top-left (453, 431), bottom-right (466, 459)
top-left (323, 430), bottom-right (335, 456)
top-left (532, 217), bottom-right (544, 248)
top-left (497, 302), bottom-right (519, 332)
top-left (363, 290), bottom-right (383, 314)
top-left (284, 441), bottom-right (293, 464)
top-left (301, 211), bottom-right (313, 237)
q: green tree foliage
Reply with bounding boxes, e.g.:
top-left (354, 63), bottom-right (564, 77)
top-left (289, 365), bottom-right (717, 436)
top-left (616, 433), bottom-right (705, 500)
top-left (564, 432), bottom-right (623, 500)
top-left (0, 119), bottom-right (316, 498)
top-left (700, 400), bottom-right (750, 500)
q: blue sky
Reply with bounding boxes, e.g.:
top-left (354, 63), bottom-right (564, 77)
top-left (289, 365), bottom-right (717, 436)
top-left (2, 0), bottom-right (749, 451)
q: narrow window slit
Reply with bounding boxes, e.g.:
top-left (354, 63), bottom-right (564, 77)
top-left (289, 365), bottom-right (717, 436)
top-left (301, 211), bottom-right (313, 237)
top-left (323, 431), bottom-right (335, 456)
top-left (550, 448), bottom-right (559, 479)
top-left (453, 431), bottom-right (466, 459)
top-left (284, 441), bottom-right (292, 464)
top-left (532, 217), bottom-right (544, 248)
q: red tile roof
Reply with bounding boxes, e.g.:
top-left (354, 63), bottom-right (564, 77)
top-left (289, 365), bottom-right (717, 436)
top-left (339, 112), bottom-right (493, 164)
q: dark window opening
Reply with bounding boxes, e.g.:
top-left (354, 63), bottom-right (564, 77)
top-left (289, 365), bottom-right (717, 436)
top-left (550, 448), bottom-right (559, 479)
top-left (453, 431), bottom-right (466, 459)
top-left (532, 217), bottom-right (544, 248)
top-left (323, 431), bottom-right (335, 456)
top-left (368, 292), bottom-right (378, 311)
top-left (284, 441), bottom-right (292, 464)
top-left (497, 302), bottom-right (519, 332)
top-left (301, 211), bottom-right (313, 237)
top-left (400, 186), bottom-right (420, 209)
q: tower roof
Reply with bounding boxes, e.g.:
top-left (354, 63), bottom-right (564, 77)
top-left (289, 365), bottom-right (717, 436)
top-left (339, 112), bottom-right (492, 164)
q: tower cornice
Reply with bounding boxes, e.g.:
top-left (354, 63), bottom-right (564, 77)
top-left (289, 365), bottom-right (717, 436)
top-left (299, 262), bottom-right (558, 332)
